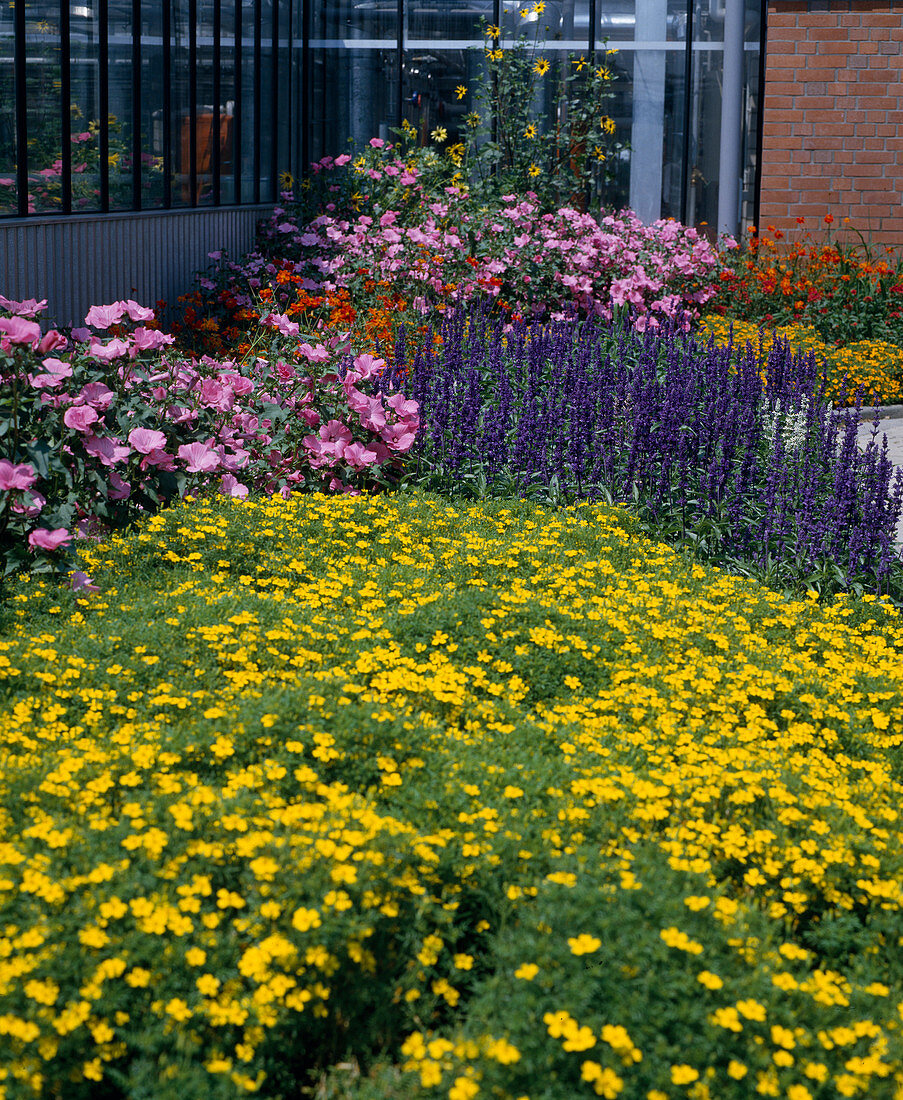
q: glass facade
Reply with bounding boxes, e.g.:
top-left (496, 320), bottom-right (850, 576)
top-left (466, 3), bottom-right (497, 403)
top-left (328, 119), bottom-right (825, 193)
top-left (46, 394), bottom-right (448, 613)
top-left (0, 0), bottom-right (763, 230)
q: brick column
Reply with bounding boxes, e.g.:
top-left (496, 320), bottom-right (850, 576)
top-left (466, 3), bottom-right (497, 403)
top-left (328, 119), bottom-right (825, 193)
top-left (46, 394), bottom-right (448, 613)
top-left (759, 0), bottom-right (903, 247)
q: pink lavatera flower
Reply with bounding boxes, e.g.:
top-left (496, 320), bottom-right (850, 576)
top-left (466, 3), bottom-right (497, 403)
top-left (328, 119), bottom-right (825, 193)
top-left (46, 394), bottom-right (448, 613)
top-left (63, 405), bottom-right (99, 432)
top-left (342, 442), bottom-right (378, 470)
top-left (30, 358), bottom-right (73, 389)
top-left (36, 330), bottom-right (67, 355)
top-left (132, 326), bottom-right (175, 351)
top-left (120, 299), bottom-right (155, 322)
top-left (92, 337), bottom-right (133, 361)
top-left (83, 433), bottom-right (131, 466)
top-left (28, 527), bottom-right (71, 551)
top-left (84, 302), bottom-right (125, 329)
top-left (12, 489), bottom-right (46, 517)
top-left (108, 472), bottom-right (131, 500)
top-left (76, 382), bottom-right (115, 409)
top-left (220, 474), bottom-right (249, 498)
top-left (298, 342), bottom-right (330, 363)
top-left (128, 427), bottom-right (167, 454)
top-left (177, 442), bottom-right (220, 473)
top-left (0, 460), bottom-right (37, 492)
top-left (0, 315), bottom-right (42, 347)
top-left (0, 295), bottom-right (47, 316)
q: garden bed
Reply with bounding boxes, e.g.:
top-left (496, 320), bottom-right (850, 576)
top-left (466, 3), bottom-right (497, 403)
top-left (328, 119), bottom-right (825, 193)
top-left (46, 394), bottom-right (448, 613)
top-left (1, 492), bottom-right (902, 1098)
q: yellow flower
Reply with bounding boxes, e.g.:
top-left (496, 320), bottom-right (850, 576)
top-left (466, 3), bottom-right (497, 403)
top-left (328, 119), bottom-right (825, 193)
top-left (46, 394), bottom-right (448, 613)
top-left (528, 163), bottom-right (541, 178)
top-left (533, 2), bottom-right (546, 13)
top-left (534, 59), bottom-right (550, 76)
top-left (670, 1065), bottom-right (699, 1086)
top-left (514, 963), bottom-right (539, 980)
top-left (524, 124), bottom-right (537, 139)
top-left (485, 24), bottom-right (501, 37)
top-left (568, 933), bottom-right (602, 955)
top-left (430, 126), bottom-right (448, 143)
top-left (455, 85), bottom-right (467, 99)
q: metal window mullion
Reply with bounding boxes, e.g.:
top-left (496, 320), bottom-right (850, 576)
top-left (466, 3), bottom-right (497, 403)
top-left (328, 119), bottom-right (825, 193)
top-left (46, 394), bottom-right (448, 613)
top-left (189, 0), bottom-right (197, 205)
top-left (271, 0), bottom-right (278, 199)
top-left (163, 0), bottom-right (171, 207)
top-left (287, 0), bottom-right (294, 187)
top-left (60, 0), bottom-right (72, 213)
top-left (300, 0), bottom-right (309, 183)
top-left (680, 0), bottom-right (694, 224)
top-left (213, 0), bottom-right (221, 205)
top-left (14, 0), bottom-right (27, 216)
top-left (253, 0), bottom-right (261, 204)
top-left (99, 0), bottom-right (110, 212)
top-left (234, 0), bottom-right (242, 204)
top-left (396, 0), bottom-right (403, 130)
top-left (132, 0), bottom-right (142, 209)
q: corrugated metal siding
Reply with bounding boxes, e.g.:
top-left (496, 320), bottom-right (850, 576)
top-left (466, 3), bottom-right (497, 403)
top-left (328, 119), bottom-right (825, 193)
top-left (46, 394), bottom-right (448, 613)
top-left (0, 205), bottom-right (274, 328)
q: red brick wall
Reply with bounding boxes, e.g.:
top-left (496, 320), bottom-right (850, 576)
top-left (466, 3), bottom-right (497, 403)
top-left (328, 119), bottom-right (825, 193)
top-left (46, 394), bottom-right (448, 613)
top-left (759, 0), bottom-right (903, 247)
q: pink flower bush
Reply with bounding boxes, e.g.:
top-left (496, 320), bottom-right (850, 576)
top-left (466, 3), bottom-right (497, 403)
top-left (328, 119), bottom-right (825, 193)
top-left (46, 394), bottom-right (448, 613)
top-left (1, 296), bottom-right (420, 579)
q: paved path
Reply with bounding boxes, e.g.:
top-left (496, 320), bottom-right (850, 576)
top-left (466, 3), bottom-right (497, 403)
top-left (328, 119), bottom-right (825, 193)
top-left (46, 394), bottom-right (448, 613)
top-left (855, 406), bottom-right (903, 545)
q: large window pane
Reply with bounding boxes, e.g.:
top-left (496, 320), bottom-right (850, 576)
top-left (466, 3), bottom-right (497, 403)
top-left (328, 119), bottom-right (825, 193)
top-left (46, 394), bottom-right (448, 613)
top-left (26, 3), bottom-right (63, 214)
top-left (141, 4), bottom-right (168, 208)
top-left (309, 0), bottom-right (399, 160)
top-left (0, 7), bottom-right (18, 215)
top-left (69, 1), bottom-right (103, 212)
top-left (108, 0), bottom-right (134, 211)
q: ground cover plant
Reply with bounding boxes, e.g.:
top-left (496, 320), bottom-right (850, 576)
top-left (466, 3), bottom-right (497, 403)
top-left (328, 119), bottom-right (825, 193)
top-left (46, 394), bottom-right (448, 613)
top-left (0, 491), bottom-right (902, 1099)
top-left (391, 305), bottom-right (903, 603)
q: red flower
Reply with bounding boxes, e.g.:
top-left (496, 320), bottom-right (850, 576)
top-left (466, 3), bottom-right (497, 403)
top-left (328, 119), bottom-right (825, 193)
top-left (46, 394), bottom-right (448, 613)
top-left (824, 214), bottom-right (834, 225)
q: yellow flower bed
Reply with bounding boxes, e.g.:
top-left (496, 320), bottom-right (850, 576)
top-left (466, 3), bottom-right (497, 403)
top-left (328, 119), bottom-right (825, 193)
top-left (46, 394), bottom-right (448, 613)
top-left (700, 316), bottom-right (903, 407)
top-left (2, 492), bottom-right (903, 1097)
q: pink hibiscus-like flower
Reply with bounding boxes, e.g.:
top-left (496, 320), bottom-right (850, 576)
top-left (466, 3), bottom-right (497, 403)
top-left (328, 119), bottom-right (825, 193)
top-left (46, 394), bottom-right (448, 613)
top-left (28, 527), bottom-right (71, 551)
top-left (351, 352), bottom-right (386, 382)
top-left (0, 315), bottom-right (42, 347)
top-left (63, 405), bottom-right (100, 433)
top-left (84, 303), bottom-right (125, 329)
top-left (30, 357), bottom-right (73, 389)
top-left (108, 472), bottom-right (131, 500)
top-left (128, 427), bottom-right (167, 454)
top-left (0, 295), bottom-right (47, 316)
top-left (120, 299), bottom-right (155, 322)
top-left (380, 422), bottom-right (417, 452)
top-left (342, 442), bottom-right (379, 470)
top-left (178, 442), bottom-right (220, 473)
top-left (36, 330), bottom-right (67, 355)
top-left (220, 474), bottom-right (249, 498)
top-left (83, 432), bottom-right (131, 466)
top-left (299, 342), bottom-right (329, 363)
top-left (0, 460), bottom-right (37, 492)
top-left (89, 336), bottom-right (131, 361)
top-left (76, 381), bottom-right (115, 409)
top-left (260, 311), bottom-right (300, 337)
top-left (12, 489), bottom-right (45, 517)
top-left (132, 326), bottom-right (175, 351)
